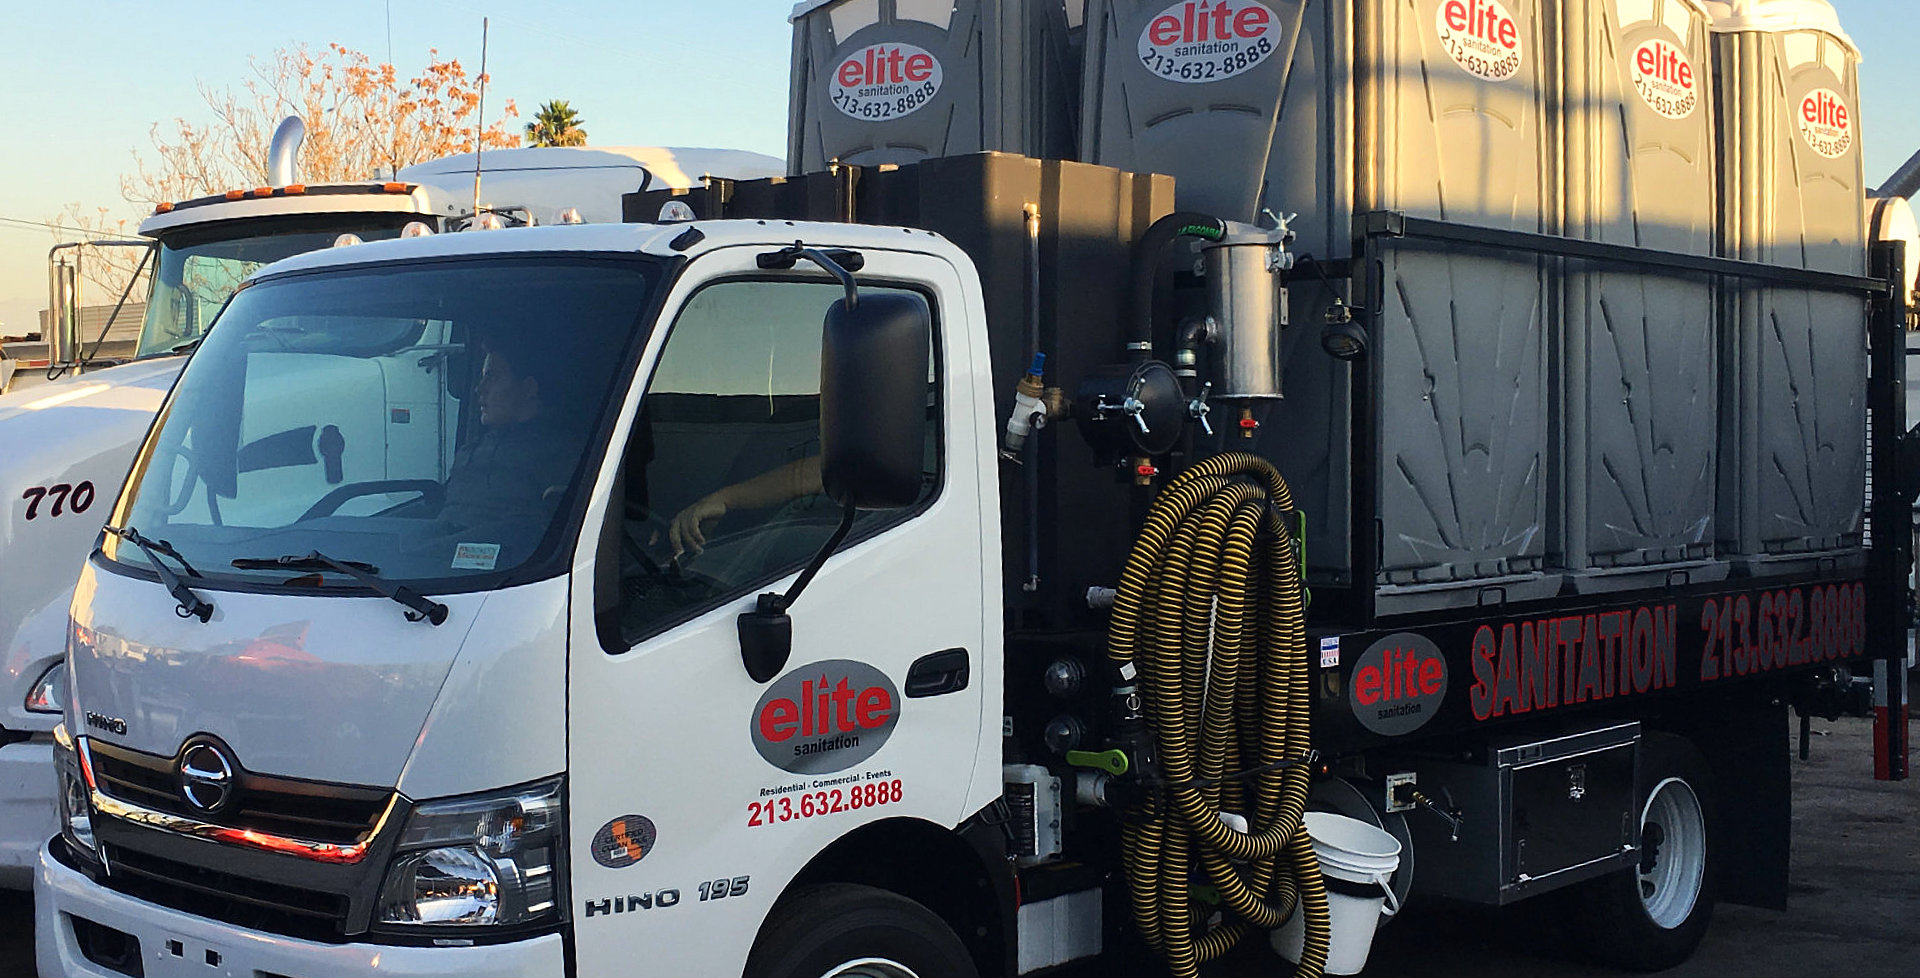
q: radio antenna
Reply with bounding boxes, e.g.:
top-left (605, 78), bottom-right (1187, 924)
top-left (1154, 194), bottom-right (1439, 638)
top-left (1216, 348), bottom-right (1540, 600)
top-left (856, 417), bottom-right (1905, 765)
top-left (472, 16), bottom-right (489, 223)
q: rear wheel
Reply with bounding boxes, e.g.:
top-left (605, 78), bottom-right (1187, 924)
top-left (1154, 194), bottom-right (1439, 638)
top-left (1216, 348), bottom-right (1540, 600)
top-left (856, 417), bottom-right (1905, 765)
top-left (1572, 733), bottom-right (1716, 971)
top-left (744, 884), bottom-right (979, 978)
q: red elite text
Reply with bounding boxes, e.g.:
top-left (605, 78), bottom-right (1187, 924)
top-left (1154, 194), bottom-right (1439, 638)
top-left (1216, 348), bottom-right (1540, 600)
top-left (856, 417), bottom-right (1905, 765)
top-left (758, 676), bottom-right (895, 743)
top-left (1803, 90), bottom-right (1849, 129)
top-left (1147, 2), bottom-right (1272, 46)
top-left (1355, 646), bottom-right (1444, 706)
top-left (1637, 41), bottom-right (1693, 89)
top-left (837, 47), bottom-right (935, 88)
top-left (1443, 0), bottom-right (1518, 49)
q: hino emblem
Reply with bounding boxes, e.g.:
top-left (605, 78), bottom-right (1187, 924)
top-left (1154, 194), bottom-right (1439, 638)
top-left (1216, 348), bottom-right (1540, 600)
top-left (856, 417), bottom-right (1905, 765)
top-left (85, 712), bottom-right (128, 736)
top-left (177, 739), bottom-right (237, 813)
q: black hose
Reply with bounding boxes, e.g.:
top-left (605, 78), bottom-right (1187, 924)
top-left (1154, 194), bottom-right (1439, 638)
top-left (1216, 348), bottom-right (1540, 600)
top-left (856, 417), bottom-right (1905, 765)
top-left (1131, 212), bottom-right (1229, 353)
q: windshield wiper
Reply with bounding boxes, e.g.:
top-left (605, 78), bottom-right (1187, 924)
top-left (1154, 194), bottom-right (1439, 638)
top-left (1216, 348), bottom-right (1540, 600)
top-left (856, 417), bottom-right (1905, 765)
top-left (103, 525), bottom-right (213, 622)
top-left (230, 551), bottom-right (448, 626)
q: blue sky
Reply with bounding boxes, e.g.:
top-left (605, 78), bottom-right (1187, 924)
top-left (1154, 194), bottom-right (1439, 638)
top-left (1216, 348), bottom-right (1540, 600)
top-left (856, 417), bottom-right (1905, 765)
top-left (0, 0), bottom-right (1914, 335)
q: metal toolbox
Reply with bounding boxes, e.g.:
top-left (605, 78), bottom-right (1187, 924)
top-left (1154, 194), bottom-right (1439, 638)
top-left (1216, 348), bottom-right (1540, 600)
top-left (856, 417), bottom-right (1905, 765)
top-left (1400, 722), bottom-right (1639, 905)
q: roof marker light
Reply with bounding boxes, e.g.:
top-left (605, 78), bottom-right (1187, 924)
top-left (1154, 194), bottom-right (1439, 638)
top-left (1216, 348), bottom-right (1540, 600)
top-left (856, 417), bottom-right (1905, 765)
top-left (401, 221), bottom-right (435, 238)
top-left (333, 233), bottom-right (364, 248)
top-left (382, 182), bottom-right (410, 194)
top-left (224, 190), bottom-right (245, 201)
top-left (557, 207), bottom-right (584, 225)
top-left (473, 213), bottom-right (505, 231)
top-left (658, 200), bottom-right (696, 223)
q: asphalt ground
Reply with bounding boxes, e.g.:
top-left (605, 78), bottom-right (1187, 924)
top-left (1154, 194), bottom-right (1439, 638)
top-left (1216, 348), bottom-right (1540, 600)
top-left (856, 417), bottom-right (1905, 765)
top-left (1, 711), bottom-right (1912, 977)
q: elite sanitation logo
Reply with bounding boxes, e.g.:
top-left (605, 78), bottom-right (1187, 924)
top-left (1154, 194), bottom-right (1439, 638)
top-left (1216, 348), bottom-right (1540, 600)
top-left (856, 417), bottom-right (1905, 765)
top-left (1798, 87), bottom-right (1853, 159)
top-left (1136, 1), bottom-right (1279, 84)
top-left (752, 659), bottom-right (899, 774)
top-left (1348, 633), bottom-right (1449, 736)
top-left (1631, 36), bottom-right (1697, 120)
top-left (830, 42), bottom-right (943, 121)
top-left (1436, 0), bottom-right (1524, 82)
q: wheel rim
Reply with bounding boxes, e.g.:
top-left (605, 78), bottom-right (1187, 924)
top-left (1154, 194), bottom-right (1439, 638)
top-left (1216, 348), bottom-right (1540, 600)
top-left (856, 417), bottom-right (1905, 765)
top-left (813, 958), bottom-right (921, 978)
top-left (1637, 776), bottom-right (1706, 929)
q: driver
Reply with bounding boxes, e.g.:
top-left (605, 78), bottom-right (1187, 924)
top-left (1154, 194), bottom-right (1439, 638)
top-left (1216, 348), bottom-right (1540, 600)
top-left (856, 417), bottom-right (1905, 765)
top-left (439, 344), bottom-right (576, 537)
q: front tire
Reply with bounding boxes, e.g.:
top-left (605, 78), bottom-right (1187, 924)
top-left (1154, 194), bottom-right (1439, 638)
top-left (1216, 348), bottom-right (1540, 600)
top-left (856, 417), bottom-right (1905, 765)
top-left (1572, 733), bottom-right (1717, 971)
top-left (744, 884), bottom-right (979, 978)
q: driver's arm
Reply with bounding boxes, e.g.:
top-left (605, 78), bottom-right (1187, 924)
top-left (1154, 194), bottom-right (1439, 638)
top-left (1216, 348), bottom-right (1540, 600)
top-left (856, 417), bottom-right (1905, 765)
top-left (668, 456), bottom-right (823, 555)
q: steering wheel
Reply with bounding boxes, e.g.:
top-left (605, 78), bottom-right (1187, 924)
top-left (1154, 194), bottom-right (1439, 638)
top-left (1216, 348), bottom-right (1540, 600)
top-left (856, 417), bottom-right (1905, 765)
top-left (298, 480), bottom-right (445, 522)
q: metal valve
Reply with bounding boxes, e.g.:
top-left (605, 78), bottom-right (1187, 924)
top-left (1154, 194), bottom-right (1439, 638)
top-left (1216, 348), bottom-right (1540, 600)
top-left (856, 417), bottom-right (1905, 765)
top-left (1095, 372), bottom-right (1155, 436)
top-left (1187, 381), bottom-right (1214, 436)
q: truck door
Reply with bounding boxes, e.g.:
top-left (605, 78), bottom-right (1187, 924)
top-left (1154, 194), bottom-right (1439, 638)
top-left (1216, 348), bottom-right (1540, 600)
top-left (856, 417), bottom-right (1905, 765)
top-left (565, 243), bottom-right (994, 976)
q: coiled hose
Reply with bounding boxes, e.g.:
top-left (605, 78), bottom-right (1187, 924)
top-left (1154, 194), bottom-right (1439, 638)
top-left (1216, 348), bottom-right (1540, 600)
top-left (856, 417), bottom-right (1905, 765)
top-left (1109, 452), bottom-right (1328, 978)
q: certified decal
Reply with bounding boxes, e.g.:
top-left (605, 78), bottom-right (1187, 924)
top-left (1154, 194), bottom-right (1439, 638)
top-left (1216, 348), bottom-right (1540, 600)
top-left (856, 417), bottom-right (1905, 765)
top-left (1630, 35), bottom-right (1698, 120)
top-left (1349, 633), bottom-right (1448, 736)
top-left (451, 542), bottom-right (500, 570)
top-left (589, 814), bottom-right (657, 869)
top-left (830, 42), bottom-right (942, 120)
top-left (752, 660), bottom-right (899, 774)
top-left (1798, 87), bottom-right (1854, 159)
top-left (1436, 0), bottom-right (1524, 82)
top-left (1137, 1), bottom-right (1279, 84)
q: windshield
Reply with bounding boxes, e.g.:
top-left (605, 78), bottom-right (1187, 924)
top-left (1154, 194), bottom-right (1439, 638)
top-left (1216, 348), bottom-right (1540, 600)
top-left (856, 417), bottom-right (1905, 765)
top-left (107, 254), bottom-right (660, 592)
top-left (136, 216), bottom-right (416, 358)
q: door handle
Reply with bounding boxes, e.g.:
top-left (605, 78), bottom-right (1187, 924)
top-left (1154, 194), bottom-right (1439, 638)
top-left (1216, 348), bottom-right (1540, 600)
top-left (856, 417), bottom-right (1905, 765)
top-left (904, 648), bottom-right (970, 698)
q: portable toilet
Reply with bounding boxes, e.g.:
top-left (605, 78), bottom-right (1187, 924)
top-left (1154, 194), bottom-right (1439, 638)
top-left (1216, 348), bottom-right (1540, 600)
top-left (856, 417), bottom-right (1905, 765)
top-left (1560, 0), bottom-right (1723, 588)
top-left (1707, 0), bottom-right (1867, 564)
top-left (1079, 1), bottom-right (1559, 608)
top-left (787, 0), bottom-right (1081, 172)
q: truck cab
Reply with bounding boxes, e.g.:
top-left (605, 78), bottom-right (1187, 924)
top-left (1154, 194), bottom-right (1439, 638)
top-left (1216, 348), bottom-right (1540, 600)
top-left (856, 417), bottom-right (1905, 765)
top-left (38, 220), bottom-right (1008, 978)
top-left (0, 145), bottom-right (783, 891)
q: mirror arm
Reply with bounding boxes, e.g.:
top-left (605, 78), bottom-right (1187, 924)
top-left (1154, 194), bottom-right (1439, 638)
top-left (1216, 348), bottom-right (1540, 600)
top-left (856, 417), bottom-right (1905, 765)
top-left (756, 242), bottom-right (866, 309)
top-left (776, 503), bottom-right (857, 613)
top-left (738, 504), bottom-right (858, 683)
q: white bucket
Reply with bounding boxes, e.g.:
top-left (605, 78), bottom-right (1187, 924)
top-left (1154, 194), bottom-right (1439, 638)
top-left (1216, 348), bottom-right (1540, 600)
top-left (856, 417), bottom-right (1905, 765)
top-left (1271, 811), bottom-right (1402, 975)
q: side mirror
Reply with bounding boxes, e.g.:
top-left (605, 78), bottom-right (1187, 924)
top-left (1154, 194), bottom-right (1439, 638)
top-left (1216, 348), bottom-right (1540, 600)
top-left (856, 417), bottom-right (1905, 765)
top-left (820, 291), bottom-right (931, 510)
top-left (737, 247), bottom-right (931, 684)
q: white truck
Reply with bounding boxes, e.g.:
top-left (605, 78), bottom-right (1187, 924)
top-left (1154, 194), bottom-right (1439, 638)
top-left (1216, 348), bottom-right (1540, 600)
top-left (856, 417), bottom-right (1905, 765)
top-left (30, 2), bottom-right (1914, 977)
top-left (0, 124), bottom-right (782, 890)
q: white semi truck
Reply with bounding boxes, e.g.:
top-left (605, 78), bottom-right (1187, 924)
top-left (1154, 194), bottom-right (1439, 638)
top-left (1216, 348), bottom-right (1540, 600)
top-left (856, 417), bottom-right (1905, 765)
top-left (0, 123), bottom-right (782, 890)
top-left (31, 2), bottom-right (1915, 977)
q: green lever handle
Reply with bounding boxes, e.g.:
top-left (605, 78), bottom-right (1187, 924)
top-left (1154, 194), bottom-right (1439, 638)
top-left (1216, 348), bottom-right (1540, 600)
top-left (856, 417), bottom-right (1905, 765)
top-left (1064, 749), bottom-right (1130, 776)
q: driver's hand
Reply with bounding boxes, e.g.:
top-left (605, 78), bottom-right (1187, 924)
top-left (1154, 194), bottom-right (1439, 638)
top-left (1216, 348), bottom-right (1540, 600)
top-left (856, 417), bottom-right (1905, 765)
top-left (666, 496), bottom-right (726, 555)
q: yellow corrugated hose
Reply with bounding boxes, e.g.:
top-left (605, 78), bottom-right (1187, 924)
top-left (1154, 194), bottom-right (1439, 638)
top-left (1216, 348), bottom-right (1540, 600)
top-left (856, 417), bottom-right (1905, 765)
top-left (1109, 452), bottom-right (1328, 978)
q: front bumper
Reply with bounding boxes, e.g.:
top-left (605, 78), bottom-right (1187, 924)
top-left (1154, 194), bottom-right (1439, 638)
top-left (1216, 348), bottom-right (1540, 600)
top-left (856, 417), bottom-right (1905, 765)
top-left (0, 740), bottom-right (55, 889)
top-left (37, 841), bottom-right (567, 978)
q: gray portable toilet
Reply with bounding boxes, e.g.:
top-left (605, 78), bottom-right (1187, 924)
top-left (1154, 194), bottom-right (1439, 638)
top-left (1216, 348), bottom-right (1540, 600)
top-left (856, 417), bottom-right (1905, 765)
top-left (787, 0), bottom-right (1080, 172)
top-left (1081, 0), bottom-right (1556, 607)
top-left (1365, 0), bottom-right (1555, 605)
top-left (1561, 0), bottom-right (1723, 588)
top-left (1708, 0), bottom-right (1868, 565)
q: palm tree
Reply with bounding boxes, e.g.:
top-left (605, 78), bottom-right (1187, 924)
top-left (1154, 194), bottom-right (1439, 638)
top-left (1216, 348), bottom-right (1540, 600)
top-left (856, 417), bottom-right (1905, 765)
top-left (525, 100), bottom-right (588, 147)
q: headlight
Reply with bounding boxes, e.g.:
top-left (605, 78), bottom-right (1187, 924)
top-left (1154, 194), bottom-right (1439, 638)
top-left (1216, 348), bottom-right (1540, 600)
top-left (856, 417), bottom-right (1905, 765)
top-left (53, 726), bottom-right (98, 859)
top-left (376, 777), bottom-right (564, 929)
top-left (24, 661), bottom-right (66, 714)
